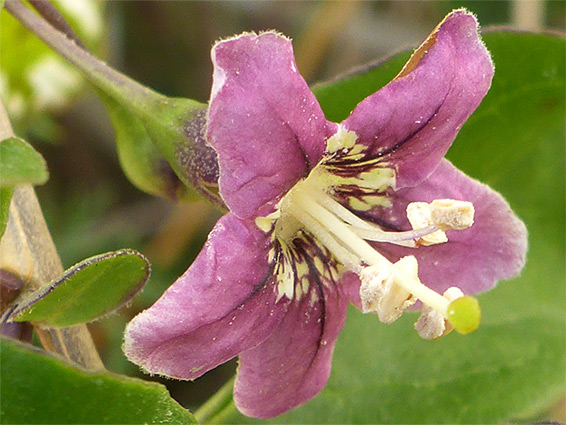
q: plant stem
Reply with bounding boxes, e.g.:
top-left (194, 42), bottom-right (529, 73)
top-left (207, 401), bottom-right (240, 425)
top-left (194, 377), bottom-right (239, 424)
top-left (4, 0), bottom-right (163, 114)
top-left (0, 101), bottom-right (104, 370)
top-left (28, 0), bottom-right (86, 48)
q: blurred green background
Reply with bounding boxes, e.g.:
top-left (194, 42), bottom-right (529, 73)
top-left (1, 0), bottom-right (564, 422)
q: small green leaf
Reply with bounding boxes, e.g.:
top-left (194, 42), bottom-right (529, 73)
top-left (0, 137), bottom-right (48, 187)
top-left (0, 338), bottom-right (197, 424)
top-left (0, 186), bottom-right (13, 239)
top-left (12, 249), bottom-right (150, 327)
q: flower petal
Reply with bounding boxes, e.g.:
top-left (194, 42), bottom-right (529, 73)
top-left (373, 159), bottom-right (528, 295)
top-left (343, 9), bottom-right (494, 189)
top-left (234, 280), bottom-right (348, 418)
top-left (208, 31), bottom-right (332, 219)
top-left (123, 213), bottom-right (289, 379)
top-left (338, 271), bottom-right (364, 310)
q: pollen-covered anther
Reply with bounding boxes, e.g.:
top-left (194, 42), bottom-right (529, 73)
top-left (407, 202), bottom-right (447, 246)
top-left (359, 257), bottom-right (417, 324)
top-left (359, 264), bottom-right (392, 314)
top-left (430, 199), bottom-right (475, 231)
top-left (414, 286), bottom-right (464, 340)
top-left (406, 199), bottom-right (475, 246)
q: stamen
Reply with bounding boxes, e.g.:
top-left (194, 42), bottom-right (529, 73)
top-left (349, 224), bottom-right (437, 245)
top-left (430, 199), bottom-right (474, 231)
top-left (390, 263), bottom-right (451, 316)
top-left (302, 185), bottom-right (374, 230)
top-left (407, 199), bottom-right (475, 246)
top-left (359, 264), bottom-right (393, 314)
top-left (407, 202), bottom-right (448, 246)
top-left (292, 188), bottom-right (390, 270)
top-left (287, 197), bottom-right (361, 270)
top-left (359, 258), bottom-right (416, 323)
top-left (290, 188), bottom-right (462, 321)
top-left (361, 259), bottom-right (481, 338)
top-left (277, 176), bottom-right (480, 337)
top-left (306, 187), bottom-right (438, 247)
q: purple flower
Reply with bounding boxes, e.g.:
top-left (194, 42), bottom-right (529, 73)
top-left (124, 10), bottom-right (527, 419)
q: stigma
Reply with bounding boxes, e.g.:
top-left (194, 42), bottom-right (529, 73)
top-left (257, 162), bottom-right (480, 339)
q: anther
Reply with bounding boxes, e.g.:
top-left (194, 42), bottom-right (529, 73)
top-left (430, 199), bottom-right (474, 231)
top-left (359, 257), bottom-right (418, 323)
top-left (359, 255), bottom-right (482, 339)
top-left (407, 202), bottom-right (447, 246)
top-left (407, 199), bottom-right (474, 246)
top-left (415, 286), bottom-right (463, 340)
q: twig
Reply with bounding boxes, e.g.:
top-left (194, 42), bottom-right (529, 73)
top-left (194, 377), bottom-right (236, 424)
top-left (0, 101), bottom-right (104, 370)
top-left (5, 0), bottom-right (160, 111)
top-left (511, 0), bottom-right (546, 31)
top-left (294, 1), bottom-right (361, 81)
top-left (28, 0), bottom-right (86, 49)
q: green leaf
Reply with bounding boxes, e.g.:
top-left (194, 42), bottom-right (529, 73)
top-left (0, 186), bottom-right (13, 239)
top-left (0, 137), bottom-right (48, 187)
top-left (221, 31), bottom-right (565, 424)
top-left (312, 51), bottom-right (411, 122)
top-left (0, 338), bottom-right (197, 424)
top-left (12, 249), bottom-right (150, 327)
top-left (264, 315), bottom-right (562, 424)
